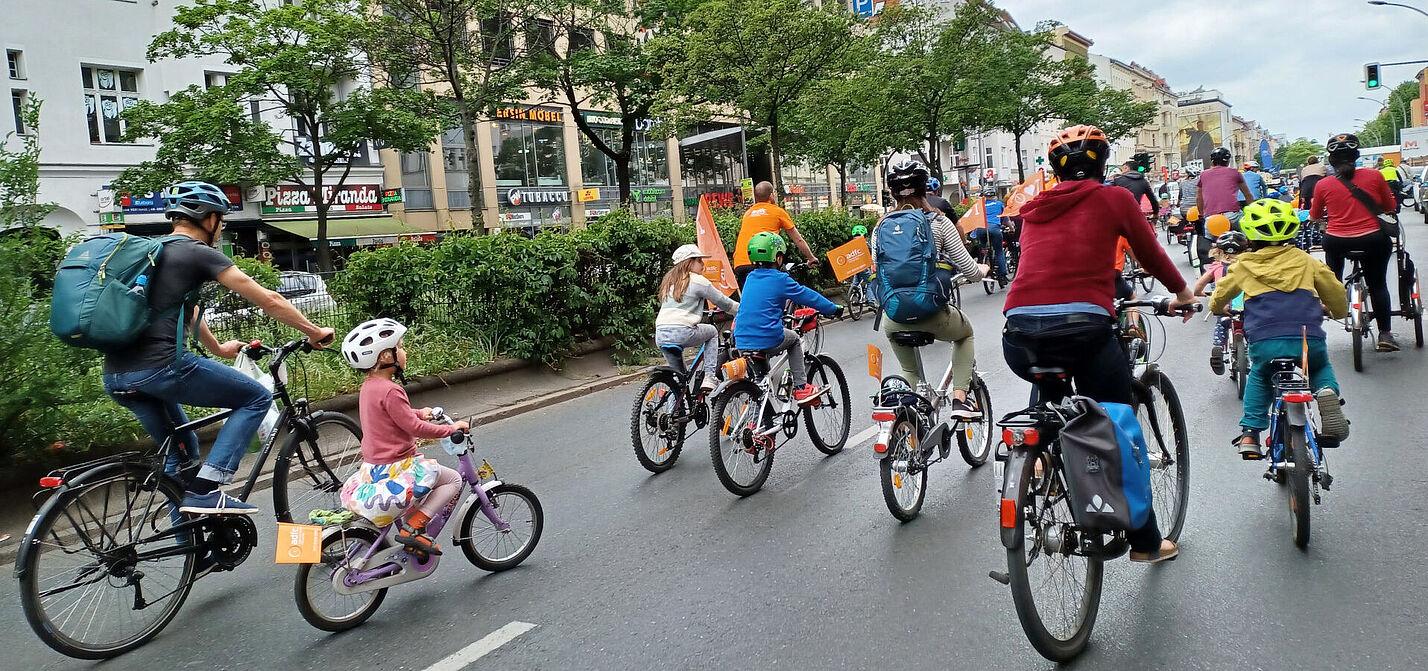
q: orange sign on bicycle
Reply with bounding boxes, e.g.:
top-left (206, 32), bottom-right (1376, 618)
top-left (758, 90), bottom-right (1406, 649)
top-left (827, 236), bottom-right (873, 282)
top-left (275, 522), bottom-right (322, 564)
top-left (868, 345), bottom-right (883, 380)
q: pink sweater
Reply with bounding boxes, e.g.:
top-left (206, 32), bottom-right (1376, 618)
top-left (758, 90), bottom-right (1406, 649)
top-left (357, 377), bottom-right (455, 465)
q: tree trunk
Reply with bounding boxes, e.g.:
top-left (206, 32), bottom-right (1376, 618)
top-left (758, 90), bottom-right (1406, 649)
top-left (769, 114), bottom-right (782, 194)
top-left (454, 92), bottom-right (485, 234)
top-left (315, 202), bottom-right (332, 273)
top-left (836, 163), bottom-right (848, 210)
top-left (1013, 131), bottom-right (1026, 183)
top-left (618, 120), bottom-right (636, 205)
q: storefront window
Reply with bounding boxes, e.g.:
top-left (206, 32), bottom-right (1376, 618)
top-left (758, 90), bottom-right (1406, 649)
top-left (401, 151), bottom-right (433, 210)
top-left (579, 127), bottom-right (668, 187)
top-left (492, 121), bottom-right (566, 187)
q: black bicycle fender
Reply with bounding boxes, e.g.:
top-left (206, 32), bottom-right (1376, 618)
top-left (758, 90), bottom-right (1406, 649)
top-left (1000, 449), bottom-right (1029, 550)
top-left (647, 368), bottom-right (684, 386)
top-left (1283, 401), bottom-right (1308, 428)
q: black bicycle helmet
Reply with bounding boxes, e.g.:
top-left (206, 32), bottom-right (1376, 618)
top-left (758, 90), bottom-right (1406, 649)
top-left (1214, 230), bottom-right (1249, 255)
top-left (1047, 125), bottom-right (1111, 182)
top-left (885, 158), bottom-right (929, 197)
top-left (1326, 133), bottom-right (1360, 161)
top-left (1209, 147), bottom-right (1232, 166)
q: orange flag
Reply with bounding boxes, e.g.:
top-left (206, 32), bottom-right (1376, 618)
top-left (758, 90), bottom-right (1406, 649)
top-left (696, 194), bottom-right (737, 296)
top-left (958, 197), bottom-right (987, 234)
top-left (1043, 171), bottom-right (1059, 191)
top-left (1002, 169), bottom-right (1046, 218)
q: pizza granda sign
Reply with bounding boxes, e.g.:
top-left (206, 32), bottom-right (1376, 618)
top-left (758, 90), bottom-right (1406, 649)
top-left (261, 184), bottom-right (382, 214)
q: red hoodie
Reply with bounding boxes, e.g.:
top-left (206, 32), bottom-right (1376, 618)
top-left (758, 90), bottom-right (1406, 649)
top-left (1005, 180), bottom-right (1186, 315)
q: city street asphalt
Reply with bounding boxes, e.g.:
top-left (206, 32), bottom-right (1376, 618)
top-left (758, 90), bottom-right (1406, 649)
top-left (6, 211), bottom-right (1428, 670)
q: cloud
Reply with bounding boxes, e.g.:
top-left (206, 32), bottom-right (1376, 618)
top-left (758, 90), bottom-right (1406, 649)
top-left (999, 0), bottom-right (1426, 142)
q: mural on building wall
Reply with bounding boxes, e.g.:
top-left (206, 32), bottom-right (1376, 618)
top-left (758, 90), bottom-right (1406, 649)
top-left (1178, 111), bottom-right (1223, 172)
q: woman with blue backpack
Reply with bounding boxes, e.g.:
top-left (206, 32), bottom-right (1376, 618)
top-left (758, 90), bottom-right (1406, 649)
top-left (871, 158), bottom-right (986, 420)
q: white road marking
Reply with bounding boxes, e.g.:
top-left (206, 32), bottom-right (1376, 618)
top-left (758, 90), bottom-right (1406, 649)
top-left (424, 621), bottom-right (537, 671)
top-left (848, 424), bottom-right (878, 448)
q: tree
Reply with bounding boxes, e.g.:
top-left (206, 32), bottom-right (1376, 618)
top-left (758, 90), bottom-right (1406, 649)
top-left (370, 0), bottom-right (547, 230)
top-left (866, 1), bottom-right (1004, 183)
top-left (782, 75), bottom-right (890, 208)
top-left (118, 0), bottom-right (444, 271)
top-left (657, 0), bottom-right (861, 190)
top-left (1071, 86), bottom-right (1158, 146)
top-left (1357, 80), bottom-right (1419, 148)
top-left (0, 97), bottom-right (57, 231)
top-left (1272, 137), bottom-right (1324, 172)
top-left (531, 0), bottom-right (698, 205)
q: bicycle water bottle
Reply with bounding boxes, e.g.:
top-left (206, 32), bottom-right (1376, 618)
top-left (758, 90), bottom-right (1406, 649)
top-left (128, 274), bottom-right (148, 297)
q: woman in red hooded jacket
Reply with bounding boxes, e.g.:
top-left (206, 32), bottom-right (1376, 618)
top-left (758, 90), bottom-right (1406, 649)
top-left (1003, 125), bottom-right (1198, 563)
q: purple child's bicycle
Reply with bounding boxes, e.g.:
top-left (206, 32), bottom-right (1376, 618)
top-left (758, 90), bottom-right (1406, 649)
top-left (294, 408), bottom-right (543, 631)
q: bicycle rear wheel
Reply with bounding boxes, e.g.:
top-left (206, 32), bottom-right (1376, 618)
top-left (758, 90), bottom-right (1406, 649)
top-left (879, 418), bottom-right (926, 521)
top-left (1233, 333), bottom-right (1249, 400)
top-left (1136, 371), bottom-right (1191, 542)
top-left (1287, 425), bottom-right (1312, 550)
top-left (847, 283), bottom-right (865, 321)
top-left (710, 382), bottom-right (774, 496)
top-left (294, 526), bottom-right (387, 632)
top-left (630, 377), bottom-right (686, 473)
top-left (273, 411), bottom-right (363, 524)
top-left (1351, 282), bottom-right (1367, 373)
top-left (19, 468), bottom-right (195, 659)
top-left (804, 355), bottom-right (851, 454)
top-left (957, 373), bottom-right (994, 467)
top-left (1006, 450), bottom-right (1103, 662)
top-left (457, 483), bottom-right (544, 572)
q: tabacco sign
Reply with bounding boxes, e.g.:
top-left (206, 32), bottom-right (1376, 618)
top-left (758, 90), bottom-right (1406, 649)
top-left (495, 106), bottom-right (564, 123)
top-left (261, 184), bottom-right (382, 214)
top-left (505, 188), bottom-right (571, 206)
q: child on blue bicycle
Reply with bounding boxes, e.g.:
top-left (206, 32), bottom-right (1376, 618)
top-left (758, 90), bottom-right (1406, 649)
top-left (733, 232), bottom-right (841, 405)
top-left (1210, 199), bottom-right (1349, 459)
top-left (339, 318), bottom-right (469, 555)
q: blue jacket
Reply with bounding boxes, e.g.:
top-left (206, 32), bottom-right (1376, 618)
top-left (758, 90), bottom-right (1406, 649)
top-left (733, 267), bottom-right (839, 351)
top-left (1239, 171), bottom-right (1266, 202)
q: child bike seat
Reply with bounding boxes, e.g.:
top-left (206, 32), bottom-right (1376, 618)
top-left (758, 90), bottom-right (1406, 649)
top-left (888, 331), bottom-right (936, 348)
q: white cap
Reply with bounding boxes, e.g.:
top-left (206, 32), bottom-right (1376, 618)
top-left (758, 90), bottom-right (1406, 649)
top-left (671, 244), bottom-right (709, 264)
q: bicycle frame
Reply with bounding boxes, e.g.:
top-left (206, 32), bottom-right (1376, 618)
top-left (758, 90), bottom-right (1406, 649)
top-left (1264, 369), bottom-right (1325, 478)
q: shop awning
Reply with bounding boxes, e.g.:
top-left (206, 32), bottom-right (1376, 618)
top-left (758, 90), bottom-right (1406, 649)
top-left (263, 216), bottom-right (447, 242)
top-left (679, 126), bottom-right (743, 147)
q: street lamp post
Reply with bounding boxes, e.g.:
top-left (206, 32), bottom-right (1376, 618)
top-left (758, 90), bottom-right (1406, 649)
top-left (1367, 0), bottom-right (1428, 19)
top-left (1354, 118), bottom-right (1384, 146)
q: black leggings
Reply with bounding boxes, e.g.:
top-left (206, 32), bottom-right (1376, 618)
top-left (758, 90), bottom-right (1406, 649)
top-left (1323, 231), bottom-right (1394, 333)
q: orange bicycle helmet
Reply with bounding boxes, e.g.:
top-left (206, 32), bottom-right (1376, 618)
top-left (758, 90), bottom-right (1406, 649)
top-left (1047, 125), bottom-right (1111, 182)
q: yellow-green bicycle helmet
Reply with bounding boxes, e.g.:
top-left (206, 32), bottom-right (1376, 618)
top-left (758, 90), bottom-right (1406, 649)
top-left (747, 231), bottom-right (787, 264)
top-left (1240, 198), bottom-right (1300, 243)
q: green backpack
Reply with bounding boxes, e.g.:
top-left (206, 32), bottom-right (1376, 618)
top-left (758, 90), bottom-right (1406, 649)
top-left (50, 233), bottom-right (197, 360)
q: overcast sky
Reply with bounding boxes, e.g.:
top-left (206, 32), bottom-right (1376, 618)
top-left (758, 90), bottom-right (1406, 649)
top-left (1000, 0), bottom-right (1427, 143)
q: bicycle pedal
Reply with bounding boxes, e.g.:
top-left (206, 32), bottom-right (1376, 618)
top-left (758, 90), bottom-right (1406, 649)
top-left (1322, 473), bottom-right (1334, 490)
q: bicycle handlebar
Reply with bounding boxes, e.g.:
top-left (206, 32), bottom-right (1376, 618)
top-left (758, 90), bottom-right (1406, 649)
top-left (1117, 296), bottom-right (1203, 317)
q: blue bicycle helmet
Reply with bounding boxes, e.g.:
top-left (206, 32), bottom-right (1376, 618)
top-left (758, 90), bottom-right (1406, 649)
top-left (163, 181), bottom-right (230, 221)
top-left (927, 176), bottom-right (941, 191)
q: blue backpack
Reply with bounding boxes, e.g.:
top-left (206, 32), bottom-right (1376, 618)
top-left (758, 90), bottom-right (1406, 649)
top-left (50, 233), bottom-right (195, 360)
top-left (1058, 399), bottom-right (1153, 533)
top-left (872, 209), bottom-right (943, 323)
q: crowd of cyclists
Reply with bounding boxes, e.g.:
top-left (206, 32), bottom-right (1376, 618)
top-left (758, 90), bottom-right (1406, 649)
top-left (19, 116), bottom-right (1421, 662)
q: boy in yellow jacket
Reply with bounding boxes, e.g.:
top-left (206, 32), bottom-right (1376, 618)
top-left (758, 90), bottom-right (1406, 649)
top-left (1211, 199), bottom-right (1350, 459)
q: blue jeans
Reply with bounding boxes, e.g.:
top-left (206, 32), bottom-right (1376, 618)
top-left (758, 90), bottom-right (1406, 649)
top-left (104, 353), bottom-right (272, 486)
top-left (1240, 338), bottom-right (1338, 431)
top-left (969, 227), bottom-right (1007, 277)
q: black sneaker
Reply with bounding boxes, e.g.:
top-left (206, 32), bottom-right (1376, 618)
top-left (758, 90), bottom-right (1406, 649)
top-left (947, 397), bottom-right (980, 421)
top-left (1210, 345), bottom-right (1225, 375)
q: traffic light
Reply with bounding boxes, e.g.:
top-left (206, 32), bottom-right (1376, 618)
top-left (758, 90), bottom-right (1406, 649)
top-left (1131, 152), bottom-right (1153, 173)
top-left (1366, 62), bottom-right (1381, 89)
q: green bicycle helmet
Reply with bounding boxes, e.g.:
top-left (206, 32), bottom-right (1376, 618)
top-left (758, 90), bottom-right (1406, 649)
top-left (851, 224), bottom-right (868, 237)
top-left (1240, 198), bottom-right (1300, 243)
top-left (747, 231), bottom-right (787, 264)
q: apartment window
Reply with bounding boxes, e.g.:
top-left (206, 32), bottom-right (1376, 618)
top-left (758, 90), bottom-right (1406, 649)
top-left (525, 19), bottom-right (557, 57)
top-left (6, 50), bottom-right (22, 79)
top-left (82, 66), bottom-right (140, 144)
top-left (10, 89), bottom-right (26, 134)
top-left (481, 15), bottom-right (514, 65)
top-left (204, 72), bottom-right (228, 89)
top-left (984, 146), bottom-right (993, 170)
top-left (569, 28), bottom-right (597, 54)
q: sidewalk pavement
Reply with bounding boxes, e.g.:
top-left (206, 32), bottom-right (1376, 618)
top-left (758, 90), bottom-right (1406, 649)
top-left (0, 347), bottom-right (653, 561)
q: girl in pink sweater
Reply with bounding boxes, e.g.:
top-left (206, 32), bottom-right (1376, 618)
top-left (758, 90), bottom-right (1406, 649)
top-left (340, 319), bottom-right (468, 555)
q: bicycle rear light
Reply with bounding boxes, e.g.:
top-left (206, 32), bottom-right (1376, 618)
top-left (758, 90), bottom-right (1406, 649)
top-left (38, 477), bottom-right (62, 488)
top-left (1282, 392), bottom-right (1313, 403)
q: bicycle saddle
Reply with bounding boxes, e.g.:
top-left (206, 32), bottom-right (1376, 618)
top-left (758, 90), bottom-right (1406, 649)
top-left (1344, 250), bottom-right (1370, 260)
top-left (888, 331), bottom-right (935, 347)
top-left (1027, 366), bottom-right (1068, 378)
top-left (1266, 356), bottom-right (1301, 372)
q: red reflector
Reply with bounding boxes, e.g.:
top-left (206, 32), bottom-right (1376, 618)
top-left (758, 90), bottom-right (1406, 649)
top-left (1000, 499), bottom-right (1017, 528)
top-left (1002, 428), bottom-right (1015, 445)
top-left (1023, 428), bottom-right (1040, 446)
top-left (872, 412), bottom-right (895, 422)
top-left (1282, 392), bottom-right (1313, 403)
top-left (1352, 302), bottom-right (1361, 310)
top-left (874, 442), bottom-right (888, 454)
top-left (38, 477), bottom-right (62, 488)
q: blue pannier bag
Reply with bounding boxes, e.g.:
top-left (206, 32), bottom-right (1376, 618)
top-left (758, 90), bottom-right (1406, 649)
top-left (1058, 398), bottom-right (1153, 532)
top-left (871, 209), bottom-right (947, 324)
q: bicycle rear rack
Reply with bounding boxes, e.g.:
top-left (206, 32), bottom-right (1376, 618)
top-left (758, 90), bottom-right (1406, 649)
top-left (31, 450), bottom-right (151, 510)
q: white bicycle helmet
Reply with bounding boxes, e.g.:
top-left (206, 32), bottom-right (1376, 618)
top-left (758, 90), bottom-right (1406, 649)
top-left (342, 318), bottom-right (407, 369)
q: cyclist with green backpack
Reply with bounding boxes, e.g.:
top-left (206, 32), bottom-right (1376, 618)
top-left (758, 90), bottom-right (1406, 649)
top-left (91, 181), bottom-right (334, 515)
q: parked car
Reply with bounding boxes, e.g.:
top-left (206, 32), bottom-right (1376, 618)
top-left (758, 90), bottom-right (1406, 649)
top-left (1410, 165), bottom-right (1426, 214)
top-left (206, 271), bottom-right (336, 329)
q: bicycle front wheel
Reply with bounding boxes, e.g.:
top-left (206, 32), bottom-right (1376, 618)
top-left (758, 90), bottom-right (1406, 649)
top-left (804, 355), bottom-right (851, 454)
top-left (847, 284), bottom-right (865, 321)
top-left (709, 382), bottom-right (774, 496)
top-left (957, 373), bottom-right (994, 467)
top-left (1006, 450), bottom-right (1103, 663)
top-left (630, 377), bottom-right (686, 473)
top-left (457, 483), bottom-right (544, 572)
top-left (879, 418), bottom-right (926, 521)
top-left (273, 411), bottom-right (364, 524)
top-left (1136, 371), bottom-right (1191, 542)
top-left (294, 525), bottom-right (387, 632)
top-left (1287, 426), bottom-right (1312, 550)
top-left (19, 468), bottom-right (196, 659)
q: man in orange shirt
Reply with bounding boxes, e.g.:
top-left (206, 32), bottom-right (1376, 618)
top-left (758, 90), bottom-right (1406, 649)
top-left (732, 181), bottom-right (818, 288)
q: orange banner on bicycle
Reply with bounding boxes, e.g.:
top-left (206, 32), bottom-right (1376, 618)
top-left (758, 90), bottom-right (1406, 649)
top-left (827, 236), bottom-right (873, 282)
top-left (275, 523), bottom-right (322, 564)
top-left (1002, 169), bottom-right (1047, 218)
top-left (696, 194), bottom-right (738, 296)
top-left (958, 197), bottom-right (987, 234)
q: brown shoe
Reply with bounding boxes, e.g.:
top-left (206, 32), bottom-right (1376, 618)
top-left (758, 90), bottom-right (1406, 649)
top-left (1129, 539), bottom-right (1179, 563)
